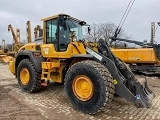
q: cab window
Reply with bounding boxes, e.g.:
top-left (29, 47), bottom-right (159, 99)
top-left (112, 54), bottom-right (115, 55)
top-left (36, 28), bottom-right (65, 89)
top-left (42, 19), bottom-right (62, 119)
top-left (46, 19), bottom-right (57, 44)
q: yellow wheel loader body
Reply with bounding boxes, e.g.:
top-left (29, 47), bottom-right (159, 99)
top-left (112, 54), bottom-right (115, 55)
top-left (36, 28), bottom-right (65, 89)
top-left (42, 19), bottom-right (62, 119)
top-left (8, 13), bottom-right (155, 115)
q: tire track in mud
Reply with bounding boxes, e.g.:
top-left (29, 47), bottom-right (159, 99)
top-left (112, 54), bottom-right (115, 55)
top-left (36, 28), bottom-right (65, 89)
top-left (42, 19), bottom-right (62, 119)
top-left (1, 63), bottom-right (160, 120)
top-left (0, 64), bottom-right (48, 120)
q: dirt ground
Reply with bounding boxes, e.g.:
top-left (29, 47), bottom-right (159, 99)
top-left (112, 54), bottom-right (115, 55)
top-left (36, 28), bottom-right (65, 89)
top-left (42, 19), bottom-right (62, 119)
top-left (0, 63), bottom-right (160, 120)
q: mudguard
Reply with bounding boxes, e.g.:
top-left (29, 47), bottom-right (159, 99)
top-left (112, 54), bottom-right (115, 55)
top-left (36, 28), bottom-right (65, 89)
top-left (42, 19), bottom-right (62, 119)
top-left (15, 50), bottom-right (45, 74)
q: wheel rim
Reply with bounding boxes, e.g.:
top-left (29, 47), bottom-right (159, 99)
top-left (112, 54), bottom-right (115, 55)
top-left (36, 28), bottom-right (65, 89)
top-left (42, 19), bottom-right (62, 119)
top-left (72, 75), bottom-right (94, 101)
top-left (20, 68), bottom-right (30, 85)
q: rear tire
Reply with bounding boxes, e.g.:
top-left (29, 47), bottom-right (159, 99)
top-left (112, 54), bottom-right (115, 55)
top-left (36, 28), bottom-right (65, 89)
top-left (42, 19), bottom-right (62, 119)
top-left (64, 60), bottom-right (115, 114)
top-left (17, 59), bottom-right (41, 93)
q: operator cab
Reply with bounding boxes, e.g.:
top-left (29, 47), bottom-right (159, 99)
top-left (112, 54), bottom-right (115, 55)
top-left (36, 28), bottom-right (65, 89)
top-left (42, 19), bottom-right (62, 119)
top-left (42, 14), bottom-right (86, 52)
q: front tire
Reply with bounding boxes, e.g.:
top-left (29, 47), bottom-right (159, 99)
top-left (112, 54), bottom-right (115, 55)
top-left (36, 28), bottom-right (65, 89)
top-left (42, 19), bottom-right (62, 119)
top-left (17, 59), bottom-right (41, 93)
top-left (64, 60), bottom-right (115, 114)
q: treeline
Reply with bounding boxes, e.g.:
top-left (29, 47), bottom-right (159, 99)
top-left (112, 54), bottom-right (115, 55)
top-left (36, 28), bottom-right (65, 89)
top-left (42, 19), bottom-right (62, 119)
top-left (84, 22), bottom-right (134, 48)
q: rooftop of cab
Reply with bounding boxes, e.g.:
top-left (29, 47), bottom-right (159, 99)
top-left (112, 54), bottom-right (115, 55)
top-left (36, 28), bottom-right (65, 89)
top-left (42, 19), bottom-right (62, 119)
top-left (41, 13), bottom-right (84, 23)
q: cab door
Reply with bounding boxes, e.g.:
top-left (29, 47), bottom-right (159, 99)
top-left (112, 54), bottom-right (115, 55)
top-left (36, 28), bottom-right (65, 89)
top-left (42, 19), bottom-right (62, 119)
top-left (41, 18), bottom-right (58, 58)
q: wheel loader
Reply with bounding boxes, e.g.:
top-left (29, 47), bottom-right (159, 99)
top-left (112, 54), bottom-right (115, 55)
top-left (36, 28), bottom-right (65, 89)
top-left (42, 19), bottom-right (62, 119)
top-left (9, 13), bottom-right (155, 115)
top-left (0, 25), bottom-right (22, 63)
top-left (110, 22), bottom-right (160, 75)
top-left (8, 24), bottom-right (22, 52)
top-left (0, 39), bottom-right (7, 54)
top-left (110, 37), bottom-right (160, 75)
top-left (0, 39), bottom-right (14, 63)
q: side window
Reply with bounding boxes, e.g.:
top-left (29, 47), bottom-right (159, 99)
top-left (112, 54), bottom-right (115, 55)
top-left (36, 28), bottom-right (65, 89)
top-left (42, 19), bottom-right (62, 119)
top-left (46, 19), bottom-right (57, 43)
top-left (59, 25), bottom-right (69, 44)
top-left (70, 27), bottom-right (78, 39)
top-left (59, 20), bottom-right (70, 51)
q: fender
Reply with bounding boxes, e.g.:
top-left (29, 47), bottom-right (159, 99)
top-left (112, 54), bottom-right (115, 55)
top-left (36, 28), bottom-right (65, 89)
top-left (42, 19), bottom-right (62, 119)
top-left (15, 50), bottom-right (45, 74)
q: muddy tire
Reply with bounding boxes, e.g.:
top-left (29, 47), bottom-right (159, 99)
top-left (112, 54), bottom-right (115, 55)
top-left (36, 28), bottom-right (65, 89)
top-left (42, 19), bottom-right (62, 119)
top-left (17, 59), bottom-right (41, 93)
top-left (64, 60), bottom-right (115, 114)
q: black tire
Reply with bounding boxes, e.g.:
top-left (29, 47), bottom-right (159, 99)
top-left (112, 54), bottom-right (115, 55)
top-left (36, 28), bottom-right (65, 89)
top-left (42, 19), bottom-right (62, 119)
top-left (17, 59), bottom-right (41, 93)
top-left (64, 60), bottom-right (115, 114)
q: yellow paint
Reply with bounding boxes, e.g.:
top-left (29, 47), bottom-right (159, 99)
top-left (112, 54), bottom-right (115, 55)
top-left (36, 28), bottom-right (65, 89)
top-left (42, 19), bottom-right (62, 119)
top-left (42, 22), bottom-right (46, 43)
top-left (41, 44), bottom-right (58, 58)
top-left (41, 14), bottom-right (59, 21)
top-left (41, 42), bottom-right (86, 58)
top-left (41, 61), bottom-right (66, 83)
top-left (50, 63), bottom-right (66, 83)
top-left (8, 13), bottom-right (101, 84)
top-left (72, 75), bottom-right (94, 101)
top-left (20, 68), bottom-right (30, 85)
top-left (2, 56), bottom-right (14, 63)
top-left (26, 21), bottom-right (32, 43)
top-left (111, 48), bottom-right (157, 64)
top-left (19, 43), bottom-right (37, 51)
top-left (41, 13), bottom-right (82, 24)
top-left (9, 59), bottom-right (15, 75)
top-left (113, 79), bottom-right (118, 85)
top-left (58, 42), bottom-right (86, 58)
top-left (41, 59), bottom-right (60, 69)
top-left (0, 50), bottom-right (4, 54)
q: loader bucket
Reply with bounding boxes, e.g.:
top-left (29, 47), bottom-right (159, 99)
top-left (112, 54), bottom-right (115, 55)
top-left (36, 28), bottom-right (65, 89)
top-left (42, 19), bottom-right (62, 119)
top-left (2, 56), bottom-right (14, 63)
top-left (134, 77), bottom-right (155, 108)
top-left (103, 58), bottom-right (155, 108)
top-left (97, 39), bottom-right (155, 108)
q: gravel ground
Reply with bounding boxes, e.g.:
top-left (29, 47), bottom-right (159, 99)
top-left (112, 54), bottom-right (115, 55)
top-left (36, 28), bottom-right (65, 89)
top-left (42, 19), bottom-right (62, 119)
top-left (0, 63), bottom-right (160, 120)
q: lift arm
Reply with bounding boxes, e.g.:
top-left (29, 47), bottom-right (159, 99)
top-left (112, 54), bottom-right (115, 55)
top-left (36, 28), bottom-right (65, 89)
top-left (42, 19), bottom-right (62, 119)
top-left (8, 24), bottom-right (19, 44)
top-left (16, 29), bottom-right (20, 43)
top-left (111, 37), bottom-right (155, 47)
top-left (26, 21), bottom-right (32, 43)
top-left (34, 25), bottom-right (41, 38)
top-left (85, 39), bottom-right (155, 108)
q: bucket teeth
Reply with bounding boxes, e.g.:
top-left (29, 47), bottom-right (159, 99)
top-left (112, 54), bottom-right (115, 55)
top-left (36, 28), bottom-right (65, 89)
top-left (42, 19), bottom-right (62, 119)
top-left (135, 77), bottom-right (155, 108)
top-left (137, 77), bottom-right (146, 86)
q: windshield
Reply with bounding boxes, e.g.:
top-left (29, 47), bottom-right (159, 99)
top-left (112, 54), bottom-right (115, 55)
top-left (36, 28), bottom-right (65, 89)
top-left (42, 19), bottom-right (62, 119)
top-left (66, 19), bottom-right (83, 40)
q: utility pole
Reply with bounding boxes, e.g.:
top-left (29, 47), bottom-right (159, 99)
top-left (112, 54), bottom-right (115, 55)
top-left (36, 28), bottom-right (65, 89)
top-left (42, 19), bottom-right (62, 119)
top-left (150, 22), bottom-right (155, 45)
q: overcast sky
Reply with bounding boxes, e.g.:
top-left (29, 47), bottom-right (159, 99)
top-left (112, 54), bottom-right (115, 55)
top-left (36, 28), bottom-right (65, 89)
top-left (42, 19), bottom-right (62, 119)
top-left (0, 0), bottom-right (160, 44)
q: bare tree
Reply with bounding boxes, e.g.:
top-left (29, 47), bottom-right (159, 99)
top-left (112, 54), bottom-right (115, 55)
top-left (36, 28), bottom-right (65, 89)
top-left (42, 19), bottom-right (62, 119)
top-left (84, 23), bottom-right (101, 42)
top-left (98, 22), bottom-right (117, 41)
top-left (84, 22), bottom-right (132, 44)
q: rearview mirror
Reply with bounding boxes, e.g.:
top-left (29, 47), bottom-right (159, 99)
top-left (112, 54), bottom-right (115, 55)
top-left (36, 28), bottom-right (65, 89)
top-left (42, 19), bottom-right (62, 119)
top-left (88, 26), bottom-right (91, 35)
